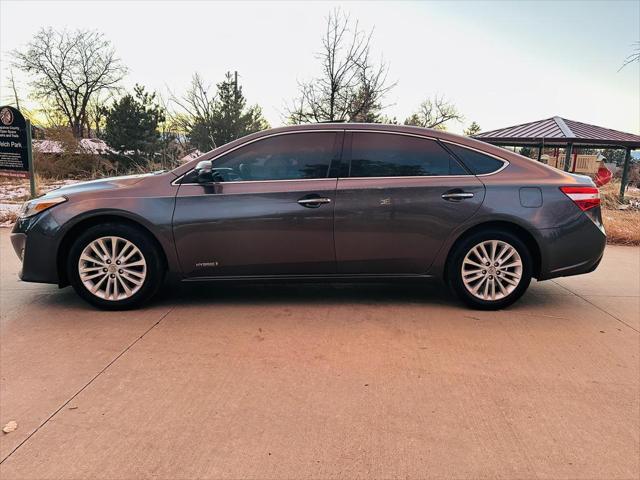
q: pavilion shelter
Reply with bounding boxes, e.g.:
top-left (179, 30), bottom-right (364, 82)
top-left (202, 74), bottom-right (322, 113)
top-left (474, 116), bottom-right (640, 200)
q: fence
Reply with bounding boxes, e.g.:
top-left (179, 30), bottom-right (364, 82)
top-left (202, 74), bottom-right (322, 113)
top-left (545, 154), bottom-right (600, 173)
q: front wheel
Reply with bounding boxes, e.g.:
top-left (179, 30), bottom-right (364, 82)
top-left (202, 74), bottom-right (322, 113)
top-left (67, 223), bottom-right (164, 310)
top-left (449, 230), bottom-right (532, 310)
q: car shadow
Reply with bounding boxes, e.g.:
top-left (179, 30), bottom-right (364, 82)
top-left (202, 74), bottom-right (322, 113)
top-left (25, 278), bottom-right (559, 313)
top-left (157, 279), bottom-right (457, 308)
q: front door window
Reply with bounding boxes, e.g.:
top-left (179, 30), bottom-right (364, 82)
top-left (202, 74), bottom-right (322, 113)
top-left (207, 132), bottom-right (338, 182)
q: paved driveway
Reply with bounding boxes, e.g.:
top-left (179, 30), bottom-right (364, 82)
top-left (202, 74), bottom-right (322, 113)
top-left (0, 229), bottom-right (638, 479)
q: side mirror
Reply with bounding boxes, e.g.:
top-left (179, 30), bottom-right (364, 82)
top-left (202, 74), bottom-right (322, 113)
top-left (194, 160), bottom-right (214, 183)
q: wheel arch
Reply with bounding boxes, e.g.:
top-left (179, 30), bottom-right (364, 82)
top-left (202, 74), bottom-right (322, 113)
top-left (443, 220), bottom-right (542, 281)
top-left (56, 213), bottom-right (169, 287)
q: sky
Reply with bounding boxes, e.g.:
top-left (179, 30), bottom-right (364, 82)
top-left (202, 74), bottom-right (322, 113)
top-left (0, 0), bottom-right (638, 134)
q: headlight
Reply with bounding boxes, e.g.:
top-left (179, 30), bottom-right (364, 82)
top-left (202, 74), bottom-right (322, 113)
top-left (18, 196), bottom-right (67, 218)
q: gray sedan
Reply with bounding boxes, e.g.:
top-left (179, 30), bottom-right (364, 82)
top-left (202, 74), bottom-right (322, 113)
top-left (11, 124), bottom-right (606, 309)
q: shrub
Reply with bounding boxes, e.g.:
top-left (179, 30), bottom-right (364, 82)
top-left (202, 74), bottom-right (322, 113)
top-left (34, 127), bottom-right (114, 180)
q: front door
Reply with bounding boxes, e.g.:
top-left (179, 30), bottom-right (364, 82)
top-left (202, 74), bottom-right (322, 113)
top-left (173, 131), bottom-right (343, 278)
top-left (335, 131), bottom-right (485, 274)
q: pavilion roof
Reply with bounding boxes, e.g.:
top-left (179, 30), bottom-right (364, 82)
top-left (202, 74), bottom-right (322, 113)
top-left (474, 116), bottom-right (640, 148)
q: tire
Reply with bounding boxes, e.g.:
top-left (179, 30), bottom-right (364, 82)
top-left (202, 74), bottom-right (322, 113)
top-left (448, 229), bottom-right (532, 310)
top-left (67, 222), bottom-right (164, 310)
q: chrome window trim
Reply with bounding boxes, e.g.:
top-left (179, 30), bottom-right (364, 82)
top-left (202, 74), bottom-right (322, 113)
top-left (176, 177), bottom-right (338, 186)
top-left (342, 175), bottom-right (475, 181)
top-left (344, 129), bottom-right (440, 141)
top-left (173, 128), bottom-right (510, 186)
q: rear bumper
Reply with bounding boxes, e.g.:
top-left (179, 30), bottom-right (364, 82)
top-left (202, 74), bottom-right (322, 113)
top-left (537, 212), bottom-right (606, 280)
top-left (544, 245), bottom-right (604, 278)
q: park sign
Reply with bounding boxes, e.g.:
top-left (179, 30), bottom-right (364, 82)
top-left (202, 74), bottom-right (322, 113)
top-left (0, 105), bottom-right (33, 178)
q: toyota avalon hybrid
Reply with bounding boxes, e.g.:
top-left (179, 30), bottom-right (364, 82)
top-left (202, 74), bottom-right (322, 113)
top-left (10, 124), bottom-right (606, 309)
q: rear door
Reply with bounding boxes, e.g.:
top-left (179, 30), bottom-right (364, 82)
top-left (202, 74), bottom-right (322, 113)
top-left (334, 131), bottom-right (485, 274)
top-left (173, 131), bottom-right (343, 278)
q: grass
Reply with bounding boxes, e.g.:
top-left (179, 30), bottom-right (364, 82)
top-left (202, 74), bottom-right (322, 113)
top-left (598, 181), bottom-right (640, 246)
top-left (602, 209), bottom-right (640, 246)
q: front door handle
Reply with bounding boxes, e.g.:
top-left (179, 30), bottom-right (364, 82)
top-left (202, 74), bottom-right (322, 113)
top-left (441, 190), bottom-right (474, 201)
top-left (297, 195), bottom-right (332, 208)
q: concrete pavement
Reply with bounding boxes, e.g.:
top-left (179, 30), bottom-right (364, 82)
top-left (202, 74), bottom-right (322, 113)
top-left (0, 229), bottom-right (638, 479)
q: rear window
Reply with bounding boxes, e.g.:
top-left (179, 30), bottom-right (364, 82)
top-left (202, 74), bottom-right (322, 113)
top-left (446, 143), bottom-right (505, 175)
top-left (349, 132), bottom-right (468, 177)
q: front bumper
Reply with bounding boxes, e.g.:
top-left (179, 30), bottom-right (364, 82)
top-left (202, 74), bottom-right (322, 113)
top-left (10, 232), bottom-right (26, 261)
top-left (11, 214), bottom-right (61, 284)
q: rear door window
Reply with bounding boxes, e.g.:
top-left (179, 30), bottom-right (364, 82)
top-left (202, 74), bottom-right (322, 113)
top-left (349, 132), bottom-right (467, 177)
top-left (445, 143), bottom-right (506, 175)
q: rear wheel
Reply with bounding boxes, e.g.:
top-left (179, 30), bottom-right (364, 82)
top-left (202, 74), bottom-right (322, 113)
top-left (449, 230), bottom-right (532, 310)
top-left (67, 223), bottom-right (164, 310)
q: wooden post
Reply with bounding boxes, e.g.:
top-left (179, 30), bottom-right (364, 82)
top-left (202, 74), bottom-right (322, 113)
top-left (537, 145), bottom-right (543, 162)
top-left (26, 119), bottom-right (36, 198)
top-left (619, 147), bottom-right (632, 202)
top-left (563, 143), bottom-right (573, 172)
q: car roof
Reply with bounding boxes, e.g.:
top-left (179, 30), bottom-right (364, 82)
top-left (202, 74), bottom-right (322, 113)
top-left (250, 123), bottom-right (496, 150)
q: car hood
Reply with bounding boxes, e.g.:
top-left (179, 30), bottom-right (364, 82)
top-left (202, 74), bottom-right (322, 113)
top-left (43, 173), bottom-right (157, 198)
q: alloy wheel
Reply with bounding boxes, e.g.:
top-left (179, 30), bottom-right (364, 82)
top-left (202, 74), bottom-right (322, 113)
top-left (77, 236), bottom-right (147, 301)
top-left (461, 240), bottom-right (523, 301)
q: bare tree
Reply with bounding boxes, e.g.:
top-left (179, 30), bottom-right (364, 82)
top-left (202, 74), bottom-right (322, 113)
top-left (288, 9), bottom-right (395, 123)
top-left (155, 92), bottom-right (186, 169)
top-left (3, 70), bottom-right (39, 126)
top-left (12, 27), bottom-right (127, 137)
top-left (619, 41), bottom-right (640, 71)
top-left (170, 73), bottom-right (217, 147)
top-left (404, 95), bottom-right (464, 130)
top-left (6, 69), bottom-right (21, 110)
top-left (86, 91), bottom-right (112, 138)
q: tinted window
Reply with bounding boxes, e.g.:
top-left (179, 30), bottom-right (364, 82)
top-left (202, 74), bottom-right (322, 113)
top-left (446, 143), bottom-right (505, 175)
top-left (349, 133), bottom-right (467, 177)
top-left (209, 132), bottom-right (337, 181)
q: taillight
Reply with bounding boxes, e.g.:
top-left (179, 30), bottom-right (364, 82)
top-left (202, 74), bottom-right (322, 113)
top-left (560, 186), bottom-right (600, 211)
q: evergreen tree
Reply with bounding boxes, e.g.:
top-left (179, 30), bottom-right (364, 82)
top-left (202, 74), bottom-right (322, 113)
top-left (104, 85), bottom-right (164, 160)
top-left (464, 121), bottom-right (481, 136)
top-left (348, 83), bottom-right (383, 123)
top-left (519, 146), bottom-right (533, 158)
top-left (599, 148), bottom-right (626, 165)
top-left (187, 72), bottom-right (269, 151)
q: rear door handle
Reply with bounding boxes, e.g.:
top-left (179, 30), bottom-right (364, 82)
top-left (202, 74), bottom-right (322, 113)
top-left (441, 191), bottom-right (474, 201)
top-left (297, 196), bottom-right (332, 208)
